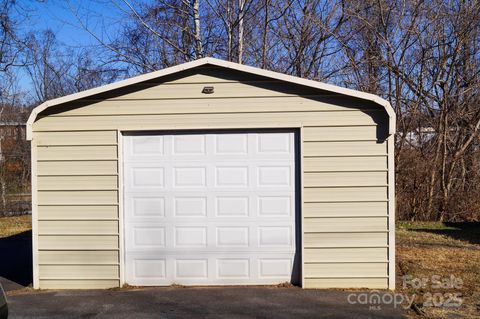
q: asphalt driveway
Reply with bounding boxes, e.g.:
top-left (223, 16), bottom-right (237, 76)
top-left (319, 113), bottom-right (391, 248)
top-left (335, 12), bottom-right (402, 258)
top-left (6, 287), bottom-right (406, 318)
top-left (0, 228), bottom-right (405, 318)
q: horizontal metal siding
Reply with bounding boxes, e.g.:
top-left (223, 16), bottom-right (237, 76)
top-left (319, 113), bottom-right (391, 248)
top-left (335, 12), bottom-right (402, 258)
top-left (38, 205), bottom-right (118, 220)
top-left (303, 156), bottom-right (387, 172)
top-left (33, 111), bottom-right (383, 132)
top-left (39, 251), bottom-right (119, 264)
top-left (303, 126), bottom-right (378, 141)
top-left (38, 161), bottom-right (118, 176)
top-left (39, 280), bottom-right (119, 289)
top-left (45, 97), bottom-right (378, 117)
top-left (303, 233), bottom-right (388, 248)
top-left (304, 263), bottom-right (388, 277)
top-left (106, 81), bottom-right (298, 100)
top-left (35, 131), bottom-right (117, 146)
top-left (38, 176), bottom-right (118, 191)
top-left (38, 220), bottom-right (119, 235)
top-left (300, 104), bottom-right (389, 288)
top-left (39, 265), bottom-right (120, 279)
top-left (38, 191), bottom-right (118, 205)
top-left (303, 187), bottom-right (387, 202)
top-left (304, 248), bottom-right (388, 262)
top-left (37, 145), bottom-right (117, 161)
top-left (35, 129), bottom-right (120, 288)
top-left (32, 70), bottom-right (390, 289)
top-left (303, 202), bottom-right (388, 217)
top-left (304, 172), bottom-right (387, 187)
top-left (303, 217), bottom-right (387, 233)
top-left (304, 278), bottom-right (388, 289)
top-left (38, 235), bottom-right (119, 250)
top-left (303, 141), bottom-right (387, 156)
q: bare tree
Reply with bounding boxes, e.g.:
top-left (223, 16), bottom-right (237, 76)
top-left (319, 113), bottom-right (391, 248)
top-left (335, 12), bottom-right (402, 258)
top-left (0, 0), bottom-right (28, 214)
top-left (2, 0), bottom-right (479, 221)
top-left (343, 0), bottom-right (480, 221)
top-left (275, 0), bottom-right (346, 79)
top-left (24, 30), bottom-right (122, 104)
top-left (70, 0), bottom-right (207, 74)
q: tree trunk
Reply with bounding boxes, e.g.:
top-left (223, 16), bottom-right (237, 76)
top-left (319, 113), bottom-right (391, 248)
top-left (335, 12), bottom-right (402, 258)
top-left (261, 0), bottom-right (270, 68)
top-left (426, 111), bottom-right (445, 219)
top-left (192, 0), bottom-right (203, 59)
top-left (237, 0), bottom-right (246, 64)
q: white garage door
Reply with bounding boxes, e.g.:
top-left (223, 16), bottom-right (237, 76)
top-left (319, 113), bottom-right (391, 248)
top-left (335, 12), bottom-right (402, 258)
top-left (123, 131), bottom-right (297, 285)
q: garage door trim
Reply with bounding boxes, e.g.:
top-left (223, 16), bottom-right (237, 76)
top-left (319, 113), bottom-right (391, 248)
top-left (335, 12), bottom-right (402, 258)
top-left (119, 128), bottom-right (302, 286)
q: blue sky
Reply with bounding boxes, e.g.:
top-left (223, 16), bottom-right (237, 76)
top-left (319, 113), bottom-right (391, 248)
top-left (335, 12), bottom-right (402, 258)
top-left (15, 0), bottom-right (132, 93)
top-left (19, 0), bottom-right (121, 47)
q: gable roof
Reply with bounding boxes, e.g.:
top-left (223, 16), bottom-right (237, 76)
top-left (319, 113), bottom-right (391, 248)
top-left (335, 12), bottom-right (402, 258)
top-left (26, 57), bottom-right (395, 140)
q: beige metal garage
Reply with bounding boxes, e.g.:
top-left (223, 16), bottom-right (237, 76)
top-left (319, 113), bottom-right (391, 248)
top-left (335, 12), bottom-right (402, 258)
top-left (27, 57), bottom-right (395, 290)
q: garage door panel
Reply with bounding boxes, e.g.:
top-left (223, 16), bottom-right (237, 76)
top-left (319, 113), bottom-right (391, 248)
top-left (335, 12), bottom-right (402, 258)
top-left (125, 193), bottom-right (295, 221)
top-left (133, 259), bottom-right (166, 281)
top-left (214, 134), bottom-right (248, 154)
top-left (124, 163), bottom-right (294, 192)
top-left (258, 196), bottom-right (293, 217)
top-left (124, 253), bottom-right (295, 286)
top-left (128, 226), bottom-right (166, 249)
top-left (216, 196), bottom-right (249, 216)
top-left (124, 133), bottom-right (294, 162)
top-left (257, 133), bottom-right (293, 153)
top-left (124, 132), bottom-right (297, 285)
top-left (126, 135), bottom-right (164, 158)
top-left (125, 222), bottom-right (296, 251)
top-left (174, 197), bottom-right (208, 216)
top-left (128, 196), bottom-right (166, 218)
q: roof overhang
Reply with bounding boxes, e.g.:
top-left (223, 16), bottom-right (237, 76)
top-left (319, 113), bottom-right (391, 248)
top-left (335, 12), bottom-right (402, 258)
top-left (26, 57), bottom-right (395, 140)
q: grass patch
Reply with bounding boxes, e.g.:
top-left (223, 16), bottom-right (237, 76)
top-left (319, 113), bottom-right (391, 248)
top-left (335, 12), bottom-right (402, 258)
top-left (0, 215), bottom-right (31, 238)
top-left (398, 221), bottom-right (459, 231)
top-left (397, 221), bottom-right (480, 318)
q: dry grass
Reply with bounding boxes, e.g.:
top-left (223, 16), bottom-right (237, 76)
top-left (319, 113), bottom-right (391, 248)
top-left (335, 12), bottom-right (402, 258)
top-left (397, 221), bottom-right (480, 318)
top-left (0, 214), bottom-right (31, 238)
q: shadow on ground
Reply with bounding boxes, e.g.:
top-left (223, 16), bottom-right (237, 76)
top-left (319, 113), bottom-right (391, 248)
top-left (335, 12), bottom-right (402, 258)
top-left (412, 222), bottom-right (480, 245)
top-left (0, 231), bottom-right (32, 290)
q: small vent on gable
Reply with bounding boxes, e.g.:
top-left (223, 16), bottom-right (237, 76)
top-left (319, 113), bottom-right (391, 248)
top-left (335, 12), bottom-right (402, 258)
top-left (202, 86), bottom-right (214, 94)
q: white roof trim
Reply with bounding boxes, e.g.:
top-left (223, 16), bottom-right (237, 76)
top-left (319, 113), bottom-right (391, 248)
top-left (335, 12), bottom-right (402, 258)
top-left (26, 57), bottom-right (395, 140)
